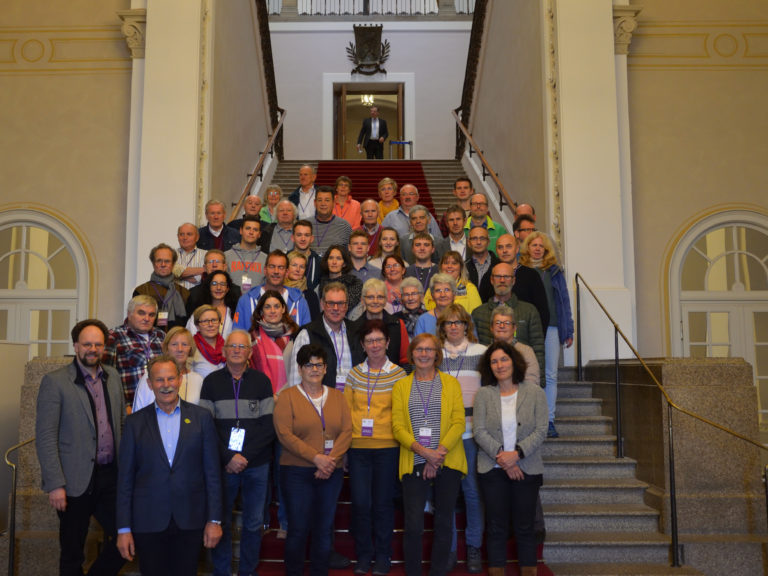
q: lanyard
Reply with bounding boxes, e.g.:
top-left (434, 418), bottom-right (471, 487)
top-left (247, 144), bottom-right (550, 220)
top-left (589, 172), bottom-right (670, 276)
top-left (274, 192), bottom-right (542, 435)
top-left (232, 376), bottom-right (242, 426)
top-left (366, 365), bottom-right (383, 414)
top-left (233, 247), bottom-right (261, 271)
top-left (299, 189), bottom-right (315, 216)
top-left (445, 344), bottom-right (468, 380)
top-left (331, 328), bottom-right (345, 371)
top-left (315, 217), bottom-right (335, 248)
top-left (150, 282), bottom-right (174, 308)
top-left (276, 227), bottom-right (292, 250)
top-left (179, 249), bottom-right (197, 268)
top-left (367, 226), bottom-right (381, 253)
top-left (415, 376), bottom-right (436, 418)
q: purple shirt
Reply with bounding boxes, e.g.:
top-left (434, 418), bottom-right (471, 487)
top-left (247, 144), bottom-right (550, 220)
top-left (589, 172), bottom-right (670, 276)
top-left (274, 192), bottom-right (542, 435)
top-left (78, 360), bottom-right (115, 465)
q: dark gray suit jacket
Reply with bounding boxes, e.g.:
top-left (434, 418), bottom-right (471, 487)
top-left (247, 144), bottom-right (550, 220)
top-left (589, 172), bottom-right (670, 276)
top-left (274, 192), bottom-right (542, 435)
top-left (36, 360), bottom-right (125, 496)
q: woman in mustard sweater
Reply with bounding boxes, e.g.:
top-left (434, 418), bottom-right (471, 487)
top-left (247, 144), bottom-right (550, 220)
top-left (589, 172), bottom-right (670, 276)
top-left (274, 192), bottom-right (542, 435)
top-left (274, 344), bottom-right (352, 576)
top-left (344, 319), bottom-right (407, 575)
top-left (391, 333), bottom-right (467, 576)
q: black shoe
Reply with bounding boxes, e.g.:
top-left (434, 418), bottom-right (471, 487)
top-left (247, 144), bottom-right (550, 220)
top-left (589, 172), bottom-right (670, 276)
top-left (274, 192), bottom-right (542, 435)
top-left (466, 545), bottom-right (482, 574)
top-left (372, 558), bottom-right (391, 575)
top-left (547, 421), bottom-right (559, 438)
top-left (330, 551), bottom-right (352, 570)
top-left (446, 550), bottom-right (457, 572)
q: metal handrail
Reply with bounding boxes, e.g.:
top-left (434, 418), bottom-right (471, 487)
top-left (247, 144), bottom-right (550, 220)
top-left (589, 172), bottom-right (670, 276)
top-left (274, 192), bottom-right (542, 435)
top-left (5, 438), bottom-right (35, 576)
top-left (574, 272), bottom-right (768, 567)
top-left (451, 108), bottom-right (516, 214)
top-left (228, 107), bottom-right (286, 223)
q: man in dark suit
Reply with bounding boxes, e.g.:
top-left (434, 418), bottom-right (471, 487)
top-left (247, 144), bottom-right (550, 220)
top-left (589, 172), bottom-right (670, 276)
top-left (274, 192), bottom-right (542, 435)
top-left (36, 318), bottom-right (126, 576)
top-left (116, 355), bottom-right (223, 576)
top-left (357, 106), bottom-right (389, 159)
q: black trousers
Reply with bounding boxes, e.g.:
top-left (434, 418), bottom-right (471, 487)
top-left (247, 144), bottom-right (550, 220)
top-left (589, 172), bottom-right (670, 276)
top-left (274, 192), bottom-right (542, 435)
top-left (401, 464), bottom-right (461, 576)
top-left (133, 518), bottom-right (203, 576)
top-left (57, 463), bottom-right (125, 576)
top-left (479, 468), bottom-right (542, 568)
top-left (365, 139), bottom-right (384, 159)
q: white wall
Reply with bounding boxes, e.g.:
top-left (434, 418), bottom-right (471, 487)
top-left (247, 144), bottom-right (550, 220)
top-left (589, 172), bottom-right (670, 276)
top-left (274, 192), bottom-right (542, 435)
top-left (270, 21), bottom-right (471, 159)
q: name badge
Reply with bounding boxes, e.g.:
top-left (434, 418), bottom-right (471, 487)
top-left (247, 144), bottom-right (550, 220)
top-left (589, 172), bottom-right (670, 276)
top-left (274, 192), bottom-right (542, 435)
top-left (241, 276), bottom-right (252, 292)
top-left (157, 311), bottom-right (169, 327)
top-left (361, 418), bottom-right (374, 437)
top-left (324, 439), bottom-right (334, 455)
top-left (335, 381), bottom-right (346, 392)
top-left (228, 427), bottom-right (245, 452)
top-left (418, 427), bottom-right (432, 448)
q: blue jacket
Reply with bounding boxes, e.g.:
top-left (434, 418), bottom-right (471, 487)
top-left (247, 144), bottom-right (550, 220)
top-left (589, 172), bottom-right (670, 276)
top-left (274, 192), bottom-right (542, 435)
top-left (548, 266), bottom-right (574, 344)
top-left (233, 284), bottom-right (311, 331)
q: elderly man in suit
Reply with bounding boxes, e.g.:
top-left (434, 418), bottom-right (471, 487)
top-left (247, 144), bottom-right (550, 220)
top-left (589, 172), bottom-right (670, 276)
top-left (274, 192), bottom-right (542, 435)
top-left (36, 318), bottom-right (126, 576)
top-left (116, 355), bottom-right (223, 576)
top-left (357, 106), bottom-right (389, 159)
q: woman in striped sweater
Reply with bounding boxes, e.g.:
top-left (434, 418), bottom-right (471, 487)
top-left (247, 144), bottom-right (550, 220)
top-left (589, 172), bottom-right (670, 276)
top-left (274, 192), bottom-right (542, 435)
top-left (344, 319), bottom-right (407, 575)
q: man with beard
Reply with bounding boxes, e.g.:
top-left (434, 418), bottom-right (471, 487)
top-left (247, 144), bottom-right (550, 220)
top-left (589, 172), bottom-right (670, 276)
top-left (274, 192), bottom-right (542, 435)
top-left (36, 319), bottom-right (126, 576)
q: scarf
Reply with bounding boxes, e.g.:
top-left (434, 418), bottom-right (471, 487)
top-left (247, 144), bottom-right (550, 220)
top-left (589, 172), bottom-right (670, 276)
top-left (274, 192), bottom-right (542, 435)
top-left (149, 273), bottom-right (187, 322)
top-left (529, 257), bottom-right (544, 269)
top-left (285, 275), bottom-right (307, 292)
top-left (250, 326), bottom-right (287, 393)
top-left (194, 332), bottom-right (225, 365)
top-left (443, 339), bottom-right (469, 359)
top-left (402, 306), bottom-right (425, 337)
top-left (258, 320), bottom-right (293, 348)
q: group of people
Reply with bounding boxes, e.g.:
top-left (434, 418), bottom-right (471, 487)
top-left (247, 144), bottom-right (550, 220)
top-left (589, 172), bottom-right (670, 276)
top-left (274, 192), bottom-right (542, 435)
top-left (35, 165), bottom-right (573, 576)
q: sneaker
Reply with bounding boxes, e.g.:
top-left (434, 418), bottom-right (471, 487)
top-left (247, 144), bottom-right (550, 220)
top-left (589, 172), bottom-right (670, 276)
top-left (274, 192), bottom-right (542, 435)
top-left (466, 545), bottom-right (482, 574)
top-left (329, 551), bottom-right (352, 570)
top-left (547, 421), bottom-right (559, 438)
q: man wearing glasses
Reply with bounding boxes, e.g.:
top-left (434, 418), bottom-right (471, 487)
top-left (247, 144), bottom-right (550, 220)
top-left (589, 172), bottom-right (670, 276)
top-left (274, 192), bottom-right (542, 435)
top-left (465, 227), bottom-right (500, 301)
top-left (470, 263), bottom-right (545, 386)
top-left (288, 282), bottom-right (364, 389)
top-left (463, 193), bottom-right (507, 254)
top-left (185, 250), bottom-right (242, 316)
top-left (199, 330), bottom-right (276, 576)
top-left (513, 214), bottom-right (537, 244)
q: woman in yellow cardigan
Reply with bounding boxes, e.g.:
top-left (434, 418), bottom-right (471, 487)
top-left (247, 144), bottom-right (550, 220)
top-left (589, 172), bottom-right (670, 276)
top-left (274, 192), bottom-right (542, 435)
top-left (392, 333), bottom-right (467, 576)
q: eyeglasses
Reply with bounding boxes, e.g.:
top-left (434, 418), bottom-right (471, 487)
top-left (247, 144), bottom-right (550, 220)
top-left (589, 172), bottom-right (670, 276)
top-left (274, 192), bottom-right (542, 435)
top-left (433, 287), bottom-right (453, 295)
top-left (303, 362), bottom-right (325, 370)
top-left (469, 236), bottom-right (488, 242)
top-left (491, 275), bottom-right (514, 281)
top-left (443, 320), bottom-right (466, 328)
top-left (210, 281), bottom-right (228, 287)
top-left (364, 294), bottom-right (386, 301)
top-left (206, 259), bottom-right (223, 265)
top-left (198, 318), bottom-right (219, 325)
top-left (493, 320), bottom-right (514, 328)
top-left (225, 343), bottom-right (251, 351)
top-left (518, 227), bottom-right (537, 233)
top-left (402, 291), bottom-right (421, 299)
top-left (414, 347), bottom-right (437, 354)
top-left (384, 264), bottom-right (402, 270)
top-left (324, 300), bottom-right (347, 308)
top-left (470, 201), bottom-right (488, 207)
top-left (364, 337), bottom-right (386, 346)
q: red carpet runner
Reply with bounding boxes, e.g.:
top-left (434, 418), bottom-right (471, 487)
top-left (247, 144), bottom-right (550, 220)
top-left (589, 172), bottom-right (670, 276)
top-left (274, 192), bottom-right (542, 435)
top-left (315, 160), bottom-right (436, 217)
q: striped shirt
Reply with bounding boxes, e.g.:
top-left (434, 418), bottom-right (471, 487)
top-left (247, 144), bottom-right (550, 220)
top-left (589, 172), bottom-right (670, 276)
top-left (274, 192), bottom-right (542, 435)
top-left (408, 374), bottom-right (442, 465)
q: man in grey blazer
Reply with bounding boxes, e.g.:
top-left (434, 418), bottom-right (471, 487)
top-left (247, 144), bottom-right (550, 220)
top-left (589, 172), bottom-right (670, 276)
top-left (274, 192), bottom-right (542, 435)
top-left (36, 319), bottom-right (126, 576)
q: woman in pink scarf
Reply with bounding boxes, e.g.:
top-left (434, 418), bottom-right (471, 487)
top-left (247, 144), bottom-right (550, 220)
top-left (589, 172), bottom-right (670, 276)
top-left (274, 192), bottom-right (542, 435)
top-left (248, 290), bottom-right (299, 394)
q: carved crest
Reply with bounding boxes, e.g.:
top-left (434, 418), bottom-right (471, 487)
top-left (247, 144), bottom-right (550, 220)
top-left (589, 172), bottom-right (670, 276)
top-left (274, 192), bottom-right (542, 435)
top-left (346, 25), bottom-right (390, 75)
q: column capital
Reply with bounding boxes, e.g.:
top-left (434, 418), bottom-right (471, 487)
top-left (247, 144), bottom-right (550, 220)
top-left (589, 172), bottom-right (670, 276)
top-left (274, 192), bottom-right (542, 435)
top-left (117, 9), bottom-right (147, 59)
top-left (613, 5), bottom-right (642, 55)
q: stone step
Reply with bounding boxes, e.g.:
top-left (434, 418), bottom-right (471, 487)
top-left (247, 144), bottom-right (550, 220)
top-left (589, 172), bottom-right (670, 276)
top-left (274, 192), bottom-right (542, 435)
top-left (542, 504), bottom-right (660, 533)
top-left (556, 398), bottom-right (603, 417)
top-left (542, 435), bottom-right (617, 457)
top-left (540, 478), bottom-right (650, 505)
top-left (554, 415), bottom-right (613, 435)
top-left (558, 381), bottom-right (595, 399)
top-left (544, 532), bottom-right (671, 564)
top-left (13, 490), bottom-right (58, 531)
top-left (547, 562), bottom-right (704, 575)
top-left (543, 456), bottom-right (638, 480)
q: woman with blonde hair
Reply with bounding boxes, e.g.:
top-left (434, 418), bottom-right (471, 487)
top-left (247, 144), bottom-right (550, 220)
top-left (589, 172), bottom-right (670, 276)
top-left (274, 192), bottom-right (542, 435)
top-left (519, 231), bottom-right (573, 438)
top-left (424, 251), bottom-right (481, 315)
top-left (132, 326), bottom-right (203, 412)
top-left (261, 185), bottom-right (283, 224)
top-left (285, 250), bottom-right (320, 317)
top-left (369, 227), bottom-right (406, 270)
top-left (189, 304), bottom-right (225, 378)
top-left (377, 177), bottom-right (399, 222)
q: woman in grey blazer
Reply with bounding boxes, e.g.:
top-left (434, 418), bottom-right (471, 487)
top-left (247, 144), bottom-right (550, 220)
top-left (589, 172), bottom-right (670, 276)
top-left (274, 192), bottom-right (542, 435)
top-left (473, 341), bottom-right (548, 576)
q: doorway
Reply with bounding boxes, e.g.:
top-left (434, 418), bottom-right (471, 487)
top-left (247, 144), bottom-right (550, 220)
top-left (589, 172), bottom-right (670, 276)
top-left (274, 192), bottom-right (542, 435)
top-left (334, 83), bottom-right (404, 159)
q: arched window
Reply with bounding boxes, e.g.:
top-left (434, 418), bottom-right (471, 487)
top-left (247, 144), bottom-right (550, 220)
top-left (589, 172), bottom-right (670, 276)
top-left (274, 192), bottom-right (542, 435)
top-left (669, 210), bottom-right (768, 427)
top-left (0, 210), bottom-right (90, 359)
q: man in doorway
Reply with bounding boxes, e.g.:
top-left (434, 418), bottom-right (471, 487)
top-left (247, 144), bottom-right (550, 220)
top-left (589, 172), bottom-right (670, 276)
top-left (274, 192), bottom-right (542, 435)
top-left (357, 106), bottom-right (389, 159)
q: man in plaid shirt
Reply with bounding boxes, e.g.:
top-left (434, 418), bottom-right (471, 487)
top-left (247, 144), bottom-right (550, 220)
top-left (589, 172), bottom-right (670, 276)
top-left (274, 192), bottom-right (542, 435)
top-left (103, 295), bottom-right (164, 409)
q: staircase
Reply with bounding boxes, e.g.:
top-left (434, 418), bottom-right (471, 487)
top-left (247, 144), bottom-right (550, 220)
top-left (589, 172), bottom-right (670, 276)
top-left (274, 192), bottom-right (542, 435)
top-left (544, 380), bottom-right (703, 576)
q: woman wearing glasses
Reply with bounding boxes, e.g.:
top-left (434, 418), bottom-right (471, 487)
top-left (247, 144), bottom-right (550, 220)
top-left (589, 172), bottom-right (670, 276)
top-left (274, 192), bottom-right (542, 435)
top-left (391, 333), bottom-right (466, 576)
top-left (274, 344), bottom-right (352, 576)
top-left (186, 270), bottom-right (236, 339)
top-left (424, 251), bottom-right (481, 315)
top-left (355, 279), bottom-right (409, 366)
top-left (399, 277), bottom-right (426, 339)
top-left (189, 304), bottom-right (226, 379)
top-left (436, 304), bottom-right (488, 572)
top-left (344, 319), bottom-right (407, 575)
top-left (414, 273), bottom-right (456, 337)
top-left (474, 341), bottom-right (547, 576)
top-left (260, 185), bottom-right (282, 224)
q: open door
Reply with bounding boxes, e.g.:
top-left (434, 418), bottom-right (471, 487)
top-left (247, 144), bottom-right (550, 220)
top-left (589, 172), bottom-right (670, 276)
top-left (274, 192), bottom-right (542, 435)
top-left (334, 83), bottom-right (403, 159)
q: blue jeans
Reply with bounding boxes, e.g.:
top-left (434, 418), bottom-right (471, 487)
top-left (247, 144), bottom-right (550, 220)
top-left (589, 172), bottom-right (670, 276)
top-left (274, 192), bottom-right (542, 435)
top-left (451, 438), bottom-right (484, 550)
top-left (544, 325), bottom-right (560, 422)
top-left (281, 465), bottom-right (344, 576)
top-left (212, 462), bottom-right (270, 576)
top-left (348, 447), bottom-right (399, 566)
